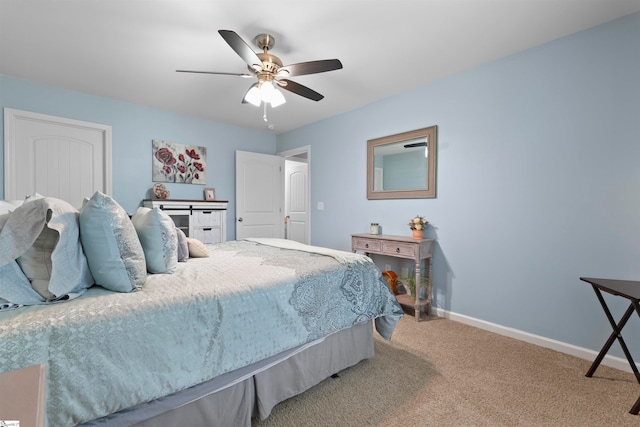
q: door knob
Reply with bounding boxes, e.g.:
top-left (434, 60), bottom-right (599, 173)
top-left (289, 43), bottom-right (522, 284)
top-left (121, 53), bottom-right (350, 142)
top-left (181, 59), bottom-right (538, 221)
top-left (238, 217), bottom-right (243, 222)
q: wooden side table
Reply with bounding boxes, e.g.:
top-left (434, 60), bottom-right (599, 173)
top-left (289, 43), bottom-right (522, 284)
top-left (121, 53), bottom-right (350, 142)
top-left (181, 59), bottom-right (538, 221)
top-left (352, 233), bottom-right (434, 321)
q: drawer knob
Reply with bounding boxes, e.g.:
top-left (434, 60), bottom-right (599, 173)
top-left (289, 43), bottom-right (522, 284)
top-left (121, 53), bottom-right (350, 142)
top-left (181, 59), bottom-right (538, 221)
top-left (396, 247), bottom-right (401, 253)
top-left (365, 243), bottom-right (369, 248)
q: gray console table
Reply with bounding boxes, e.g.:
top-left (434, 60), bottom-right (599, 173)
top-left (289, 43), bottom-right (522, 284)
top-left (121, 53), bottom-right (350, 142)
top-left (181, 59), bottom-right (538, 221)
top-left (352, 233), bottom-right (434, 321)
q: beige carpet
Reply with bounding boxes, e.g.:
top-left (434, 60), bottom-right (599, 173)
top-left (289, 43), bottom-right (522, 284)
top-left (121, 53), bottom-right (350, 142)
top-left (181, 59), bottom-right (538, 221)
top-left (253, 314), bottom-right (640, 426)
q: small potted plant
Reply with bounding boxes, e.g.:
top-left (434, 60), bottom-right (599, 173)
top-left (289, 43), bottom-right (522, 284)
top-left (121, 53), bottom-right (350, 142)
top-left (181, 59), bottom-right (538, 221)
top-left (409, 215), bottom-right (428, 239)
top-left (399, 270), bottom-right (431, 299)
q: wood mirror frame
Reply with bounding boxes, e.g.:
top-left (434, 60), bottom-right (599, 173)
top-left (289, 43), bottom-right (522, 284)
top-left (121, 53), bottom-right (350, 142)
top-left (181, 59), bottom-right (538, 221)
top-left (367, 125), bottom-right (437, 199)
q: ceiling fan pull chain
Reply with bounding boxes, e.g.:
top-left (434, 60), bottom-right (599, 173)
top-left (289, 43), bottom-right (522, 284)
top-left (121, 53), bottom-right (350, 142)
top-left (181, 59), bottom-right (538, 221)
top-left (263, 102), bottom-right (268, 122)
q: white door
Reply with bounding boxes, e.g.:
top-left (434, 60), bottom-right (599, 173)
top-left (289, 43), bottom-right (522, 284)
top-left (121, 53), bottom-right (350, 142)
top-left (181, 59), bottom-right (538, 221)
top-left (4, 108), bottom-right (112, 208)
top-left (285, 159), bottom-right (309, 244)
top-left (235, 151), bottom-right (284, 239)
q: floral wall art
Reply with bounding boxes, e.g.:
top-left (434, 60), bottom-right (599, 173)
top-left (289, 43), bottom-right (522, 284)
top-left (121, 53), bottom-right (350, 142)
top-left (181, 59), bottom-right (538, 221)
top-left (152, 140), bottom-right (206, 184)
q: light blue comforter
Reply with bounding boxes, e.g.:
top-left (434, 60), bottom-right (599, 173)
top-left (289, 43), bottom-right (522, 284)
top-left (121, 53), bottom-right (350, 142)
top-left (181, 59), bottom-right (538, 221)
top-left (0, 239), bottom-right (402, 426)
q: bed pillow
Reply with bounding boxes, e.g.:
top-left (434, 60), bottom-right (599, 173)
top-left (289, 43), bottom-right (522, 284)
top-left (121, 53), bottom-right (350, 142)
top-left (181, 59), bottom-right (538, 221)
top-left (187, 237), bottom-right (209, 258)
top-left (0, 212), bottom-right (45, 309)
top-left (131, 207), bottom-right (178, 273)
top-left (176, 228), bottom-right (189, 262)
top-left (16, 225), bottom-right (59, 299)
top-left (0, 192), bottom-right (43, 215)
top-left (0, 213), bottom-right (9, 229)
top-left (24, 192), bottom-right (45, 202)
top-left (79, 191), bottom-right (147, 292)
top-left (0, 261), bottom-right (44, 309)
top-left (0, 200), bottom-right (23, 215)
top-left (0, 197), bottom-right (94, 301)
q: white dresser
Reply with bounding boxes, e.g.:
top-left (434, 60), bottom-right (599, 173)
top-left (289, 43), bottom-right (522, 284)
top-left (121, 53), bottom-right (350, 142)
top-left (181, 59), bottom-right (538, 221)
top-left (143, 200), bottom-right (228, 244)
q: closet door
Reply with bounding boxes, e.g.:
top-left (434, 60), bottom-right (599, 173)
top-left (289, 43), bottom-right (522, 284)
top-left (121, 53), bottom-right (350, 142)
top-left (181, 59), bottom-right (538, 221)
top-left (4, 108), bottom-right (112, 208)
top-left (235, 150), bottom-right (284, 239)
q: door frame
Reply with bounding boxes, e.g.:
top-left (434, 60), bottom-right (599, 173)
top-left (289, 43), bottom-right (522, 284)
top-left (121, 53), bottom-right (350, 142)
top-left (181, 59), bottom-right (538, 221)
top-left (278, 145), bottom-right (311, 244)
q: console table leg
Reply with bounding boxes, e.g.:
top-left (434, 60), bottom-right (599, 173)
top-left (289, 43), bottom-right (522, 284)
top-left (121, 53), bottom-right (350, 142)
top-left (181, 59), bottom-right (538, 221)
top-left (426, 258), bottom-right (433, 316)
top-left (414, 261), bottom-right (421, 321)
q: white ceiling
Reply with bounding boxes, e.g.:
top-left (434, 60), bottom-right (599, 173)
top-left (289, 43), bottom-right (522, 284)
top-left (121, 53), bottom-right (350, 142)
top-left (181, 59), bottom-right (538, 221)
top-left (2, 0), bottom-right (640, 134)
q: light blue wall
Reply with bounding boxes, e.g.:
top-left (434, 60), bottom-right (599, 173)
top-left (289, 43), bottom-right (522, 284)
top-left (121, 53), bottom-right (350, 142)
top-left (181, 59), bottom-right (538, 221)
top-left (277, 13), bottom-right (640, 357)
top-left (0, 75), bottom-right (277, 240)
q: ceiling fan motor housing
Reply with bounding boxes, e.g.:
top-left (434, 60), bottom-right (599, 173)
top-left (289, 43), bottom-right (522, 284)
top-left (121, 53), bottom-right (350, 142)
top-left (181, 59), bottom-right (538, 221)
top-left (256, 53), bottom-right (283, 75)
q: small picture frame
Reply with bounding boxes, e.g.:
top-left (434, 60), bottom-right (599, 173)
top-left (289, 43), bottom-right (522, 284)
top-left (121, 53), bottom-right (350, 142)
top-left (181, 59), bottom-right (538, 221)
top-left (204, 188), bottom-right (216, 201)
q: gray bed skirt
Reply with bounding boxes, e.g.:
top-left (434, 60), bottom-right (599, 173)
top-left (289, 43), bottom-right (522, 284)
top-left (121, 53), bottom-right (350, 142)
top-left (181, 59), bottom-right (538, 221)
top-left (83, 321), bottom-right (374, 427)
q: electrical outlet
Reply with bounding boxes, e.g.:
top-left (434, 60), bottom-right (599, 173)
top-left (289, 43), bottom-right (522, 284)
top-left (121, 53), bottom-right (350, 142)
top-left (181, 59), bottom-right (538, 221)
top-left (317, 201), bottom-right (324, 210)
top-left (401, 267), bottom-right (409, 277)
top-left (384, 264), bottom-right (392, 272)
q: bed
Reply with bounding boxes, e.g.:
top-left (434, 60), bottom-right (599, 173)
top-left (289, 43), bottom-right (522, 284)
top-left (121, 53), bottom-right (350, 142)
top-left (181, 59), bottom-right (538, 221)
top-left (0, 194), bottom-right (403, 426)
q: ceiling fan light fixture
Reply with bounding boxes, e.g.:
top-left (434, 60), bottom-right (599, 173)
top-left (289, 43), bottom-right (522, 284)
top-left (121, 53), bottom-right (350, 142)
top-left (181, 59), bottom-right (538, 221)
top-left (243, 81), bottom-right (286, 107)
top-left (243, 84), bottom-right (262, 106)
top-left (262, 82), bottom-right (286, 107)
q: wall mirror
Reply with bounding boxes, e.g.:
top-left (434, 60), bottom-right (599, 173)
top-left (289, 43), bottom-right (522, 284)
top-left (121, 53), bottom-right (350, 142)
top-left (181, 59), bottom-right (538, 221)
top-left (367, 125), bottom-right (437, 199)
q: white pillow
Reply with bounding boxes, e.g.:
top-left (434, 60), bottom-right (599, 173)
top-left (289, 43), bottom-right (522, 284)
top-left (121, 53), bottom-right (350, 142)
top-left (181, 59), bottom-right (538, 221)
top-left (24, 192), bottom-right (45, 202)
top-left (131, 207), bottom-right (178, 273)
top-left (187, 237), bottom-right (209, 258)
top-left (0, 197), bottom-right (93, 301)
top-left (0, 213), bottom-right (9, 229)
top-left (0, 200), bottom-right (23, 215)
top-left (79, 192), bottom-right (147, 292)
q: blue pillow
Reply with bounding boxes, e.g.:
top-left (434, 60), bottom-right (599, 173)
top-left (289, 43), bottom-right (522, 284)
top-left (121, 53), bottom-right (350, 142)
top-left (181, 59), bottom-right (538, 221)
top-left (0, 212), bottom-right (44, 309)
top-left (176, 228), bottom-right (189, 262)
top-left (131, 207), bottom-right (178, 274)
top-left (0, 261), bottom-right (44, 309)
top-left (79, 192), bottom-right (147, 292)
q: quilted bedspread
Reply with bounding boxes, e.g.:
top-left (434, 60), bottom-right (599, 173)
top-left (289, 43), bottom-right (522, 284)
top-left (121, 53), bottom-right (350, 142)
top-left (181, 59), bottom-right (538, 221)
top-left (0, 239), bottom-right (402, 426)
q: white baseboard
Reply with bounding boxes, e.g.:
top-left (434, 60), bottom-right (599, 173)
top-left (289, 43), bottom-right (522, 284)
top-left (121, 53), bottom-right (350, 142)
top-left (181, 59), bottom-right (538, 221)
top-left (433, 307), bottom-right (637, 374)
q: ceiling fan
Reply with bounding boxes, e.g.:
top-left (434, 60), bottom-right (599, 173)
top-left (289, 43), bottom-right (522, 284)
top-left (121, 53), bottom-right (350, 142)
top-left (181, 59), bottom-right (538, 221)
top-left (177, 30), bottom-right (343, 108)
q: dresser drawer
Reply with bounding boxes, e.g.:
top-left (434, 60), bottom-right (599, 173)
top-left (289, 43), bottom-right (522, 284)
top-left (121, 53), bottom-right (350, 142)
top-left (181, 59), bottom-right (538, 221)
top-left (352, 237), bottom-right (381, 252)
top-left (381, 241), bottom-right (416, 257)
top-left (192, 226), bottom-right (222, 244)
top-left (192, 210), bottom-right (221, 227)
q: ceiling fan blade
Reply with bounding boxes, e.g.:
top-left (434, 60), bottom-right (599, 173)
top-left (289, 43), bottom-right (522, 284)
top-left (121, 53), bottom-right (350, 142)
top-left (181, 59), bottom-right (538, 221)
top-left (279, 79), bottom-right (324, 101)
top-left (176, 70), bottom-right (254, 78)
top-left (278, 59), bottom-right (343, 77)
top-left (218, 30), bottom-right (263, 69)
top-left (404, 142), bottom-right (427, 148)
